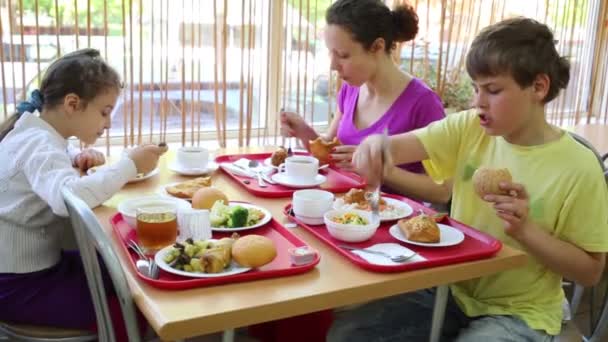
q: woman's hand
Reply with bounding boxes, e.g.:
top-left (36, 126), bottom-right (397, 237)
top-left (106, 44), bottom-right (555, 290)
top-left (329, 145), bottom-right (356, 170)
top-left (74, 149), bottom-right (105, 171)
top-left (352, 134), bottom-right (389, 188)
top-left (280, 111), bottom-right (308, 137)
top-left (483, 182), bottom-right (530, 240)
top-left (127, 144), bottom-right (169, 175)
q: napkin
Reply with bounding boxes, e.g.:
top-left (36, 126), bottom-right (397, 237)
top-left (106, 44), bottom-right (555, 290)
top-left (351, 243), bottom-right (425, 266)
top-left (221, 158), bottom-right (274, 178)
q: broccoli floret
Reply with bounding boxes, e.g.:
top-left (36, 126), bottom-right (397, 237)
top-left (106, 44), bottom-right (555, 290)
top-left (227, 206), bottom-right (249, 228)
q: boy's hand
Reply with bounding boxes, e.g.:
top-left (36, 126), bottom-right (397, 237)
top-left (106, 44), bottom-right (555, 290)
top-left (483, 182), bottom-right (530, 240)
top-left (74, 149), bottom-right (106, 171)
top-left (127, 144), bottom-right (169, 175)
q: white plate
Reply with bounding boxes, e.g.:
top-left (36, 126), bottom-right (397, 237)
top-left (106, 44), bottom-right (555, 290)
top-left (169, 161), bottom-right (219, 176)
top-left (154, 244), bottom-right (251, 278)
top-left (333, 197), bottom-right (413, 222)
top-left (388, 223), bottom-right (465, 247)
top-left (271, 173), bottom-right (326, 188)
top-left (211, 202), bottom-right (272, 232)
top-left (88, 166), bottom-right (159, 183)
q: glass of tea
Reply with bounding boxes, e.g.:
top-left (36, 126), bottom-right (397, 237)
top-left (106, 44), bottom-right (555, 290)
top-left (136, 207), bottom-right (178, 253)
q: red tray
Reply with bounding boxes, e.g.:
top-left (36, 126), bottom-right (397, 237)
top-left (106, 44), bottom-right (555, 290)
top-left (284, 195), bottom-right (502, 273)
top-left (215, 152), bottom-right (366, 197)
top-left (111, 213), bottom-right (320, 290)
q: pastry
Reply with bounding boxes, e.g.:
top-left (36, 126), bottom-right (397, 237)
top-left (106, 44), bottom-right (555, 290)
top-left (270, 147), bottom-right (288, 166)
top-left (342, 188), bottom-right (387, 210)
top-left (472, 167), bottom-right (512, 197)
top-left (398, 214), bottom-right (440, 243)
top-left (165, 176), bottom-right (211, 199)
top-left (309, 137), bottom-right (341, 164)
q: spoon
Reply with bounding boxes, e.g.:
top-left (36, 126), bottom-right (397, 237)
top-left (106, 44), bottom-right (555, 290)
top-left (128, 240), bottom-right (160, 279)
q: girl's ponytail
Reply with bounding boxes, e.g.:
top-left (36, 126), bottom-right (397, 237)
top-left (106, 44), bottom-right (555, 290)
top-left (0, 90), bottom-right (45, 142)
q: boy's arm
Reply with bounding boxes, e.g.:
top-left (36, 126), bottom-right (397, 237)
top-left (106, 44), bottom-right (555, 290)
top-left (516, 221), bottom-right (605, 286)
top-left (383, 168), bottom-right (453, 204)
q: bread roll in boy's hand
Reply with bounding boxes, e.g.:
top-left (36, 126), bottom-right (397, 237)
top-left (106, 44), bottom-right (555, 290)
top-left (127, 144), bottom-right (169, 175)
top-left (472, 167), bottom-right (512, 198)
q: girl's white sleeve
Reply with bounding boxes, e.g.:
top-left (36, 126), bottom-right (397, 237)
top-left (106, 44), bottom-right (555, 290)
top-left (22, 141), bottom-right (137, 217)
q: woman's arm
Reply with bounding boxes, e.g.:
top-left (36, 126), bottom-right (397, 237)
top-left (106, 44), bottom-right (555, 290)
top-left (383, 167), bottom-right (452, 204)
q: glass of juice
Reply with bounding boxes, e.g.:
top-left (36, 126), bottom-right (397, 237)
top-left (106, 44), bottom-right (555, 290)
top-left (136, 207), bottom-right (178, 253)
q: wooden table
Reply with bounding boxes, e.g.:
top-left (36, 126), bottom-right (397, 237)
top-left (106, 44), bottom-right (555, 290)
top-left (572, 124), bottom-right (608, 156)
top-left (94, 147), bottom-right (527, 341)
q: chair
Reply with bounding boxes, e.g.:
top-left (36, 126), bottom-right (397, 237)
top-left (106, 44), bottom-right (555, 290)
top-left (567, 132), bottom-right (608, 342)
top-left (61, 188), bottom-right (142, 342)
top-left (0, 322), bottom-right (96, 342)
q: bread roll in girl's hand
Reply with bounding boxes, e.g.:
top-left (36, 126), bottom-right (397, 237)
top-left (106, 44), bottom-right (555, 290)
top-left (231, 235), bottom-right (277, 268)
top-left (472, 167), bottom-right (512, 198)
top-left (309, 137), bottom-right (341, 164)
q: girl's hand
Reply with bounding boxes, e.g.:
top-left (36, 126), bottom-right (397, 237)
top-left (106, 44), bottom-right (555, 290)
top-left (127, 144), bottom-right (169, 175)
top-left (74, 149), bottom-right (106, 171)
top-left (280, 111), bottom-right (310, 138)
top-left (483, 182), bottom-right (530, 239)
top-left (352, 134), bottom-right (389, 188)
top-left (329, 145), bottom-right (356, 171)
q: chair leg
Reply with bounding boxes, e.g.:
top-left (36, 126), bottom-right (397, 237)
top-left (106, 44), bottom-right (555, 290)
top-left (222, 329), bottom-right (235, 342)
top-left (430, 285), bottom-right (449, 342)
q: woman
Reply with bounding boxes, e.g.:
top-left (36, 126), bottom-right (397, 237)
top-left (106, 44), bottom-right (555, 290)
top-left (281, 0), bottom-right (451, 204)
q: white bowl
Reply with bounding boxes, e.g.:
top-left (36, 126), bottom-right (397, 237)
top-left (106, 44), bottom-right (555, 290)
top-left (323, 209), bottom-right (380, 242)
top-left (117, 195), bottom-right (192, 227)
top-left (292, 189), bottom-right (334, 219)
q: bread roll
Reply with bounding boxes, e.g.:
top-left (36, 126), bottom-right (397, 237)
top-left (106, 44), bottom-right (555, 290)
top-left (192, 187), bottom-right (229, 210)
top-left (271, 148), bottom-right (288, 166)
top-left (231, 235), bottom-right (277, 268)
top-left (472, 167), bottom-right (512, 198)
top-left (398, 214), bottom-right (440, 243)
top-left (309, 137), bottom-right (341, 164)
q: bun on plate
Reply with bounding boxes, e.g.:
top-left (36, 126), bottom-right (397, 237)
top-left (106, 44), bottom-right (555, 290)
top-left (309, 137), bottom-right (341, 164)
top-left (231, 235), bottom-right (277, 268)
top-left (191, 187), bottom-right (228, 210)
top-left (472, 167), bottom-right (512, 198)
top-left (398, 214), bottom-right (440, 243)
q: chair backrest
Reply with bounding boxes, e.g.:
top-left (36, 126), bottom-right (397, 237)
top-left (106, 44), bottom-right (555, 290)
top-left (61, 188), bottom-right (141, 342)
top-left (568, 132), bottom-right (608, 342)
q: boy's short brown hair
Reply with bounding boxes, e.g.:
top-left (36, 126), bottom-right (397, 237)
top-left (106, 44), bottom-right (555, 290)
top-left (466, 17), bottom-right (570, 103)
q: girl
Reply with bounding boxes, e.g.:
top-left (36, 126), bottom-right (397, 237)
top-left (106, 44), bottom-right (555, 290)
top-left (0, 48), bottom-right (166, 339)
top-left (281, 0), bottom-right (452, 204)
top-left (340, 17), bottom-right (608, 341)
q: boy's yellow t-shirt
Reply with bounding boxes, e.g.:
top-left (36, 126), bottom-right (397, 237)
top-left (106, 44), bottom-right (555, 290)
top-left (414, 110), bottom-right (608, 335)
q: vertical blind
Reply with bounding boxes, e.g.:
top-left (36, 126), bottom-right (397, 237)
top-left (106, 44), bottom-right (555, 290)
top-left (1, 0), bottom-right (607, 154)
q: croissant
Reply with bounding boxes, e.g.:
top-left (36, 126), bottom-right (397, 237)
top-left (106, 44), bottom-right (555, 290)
top-left (309, 137), bottom-right (341, 164)
top-left (202, 248), bottom-right (227, 273)
top-left (398, 214), bottom-right (440, 243)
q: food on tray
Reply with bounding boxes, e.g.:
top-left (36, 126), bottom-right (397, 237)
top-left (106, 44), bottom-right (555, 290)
top-left (330, 212), bottom-right (369, 225)
top-left (270, 147), bottom-right (288, 166)
top-left (209, 200), bottom-right (265, 228)
top-left (163, 234), bottom-right (239, 273)
top-left (165, 176), bottom-right (211, 199)
top-left (192, 187), bottom-right (229, 210)
top-left (472, 167), bottom-right (512, 197)
top-left (231, 235), bottom-right (277, 268)
top-left (343, 188), bottom-right (387, 210)
top-left (309, 136), bottom-right (341, 164)
top-left (398, 213), bottom-right (440, 243)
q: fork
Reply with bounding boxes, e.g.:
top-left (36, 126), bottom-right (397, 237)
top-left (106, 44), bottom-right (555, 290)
top-left (366, 127), bottom-right (389, 222)
top-left (339, 245), bottom-right (418, 263)
top-left (280, 107), bottom-right (294, 157)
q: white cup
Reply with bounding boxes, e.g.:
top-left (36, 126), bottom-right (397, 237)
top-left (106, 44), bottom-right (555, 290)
top-left (292, 189), bottom-right (334, 224)
top-left (177, 208), bottom-right (211, 241)
top-left (176, 146), bottom-right (209, 169)
top-left (278, 155), bottom-right (319, 182)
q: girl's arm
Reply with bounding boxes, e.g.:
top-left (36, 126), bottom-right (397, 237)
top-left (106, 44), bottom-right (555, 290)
top-left (383, 167), bottom-right (452, 204)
